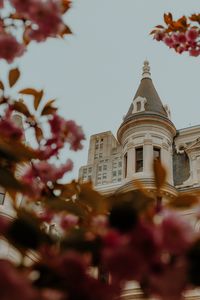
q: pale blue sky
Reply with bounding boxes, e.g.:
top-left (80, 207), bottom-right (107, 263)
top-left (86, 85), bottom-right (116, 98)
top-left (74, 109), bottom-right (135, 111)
top-left (1, 0), bottom-right (200, 179)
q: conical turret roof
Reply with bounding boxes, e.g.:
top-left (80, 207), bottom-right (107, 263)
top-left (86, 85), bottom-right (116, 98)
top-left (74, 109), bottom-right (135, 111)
top-left (124, 61), bottom-right (168, 122)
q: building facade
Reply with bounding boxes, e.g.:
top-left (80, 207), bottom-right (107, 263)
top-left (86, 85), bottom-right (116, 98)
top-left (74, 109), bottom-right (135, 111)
top-left (79, 61), bottom-right (200, 199)
top-left (79, 61), bottom-right (200, 299)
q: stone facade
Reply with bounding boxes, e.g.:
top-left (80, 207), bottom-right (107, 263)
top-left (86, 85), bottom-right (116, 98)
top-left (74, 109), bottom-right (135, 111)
top-left (79, 61), bottom-right (200, 299)
top-left (79, 61), bottom-right (200, 200)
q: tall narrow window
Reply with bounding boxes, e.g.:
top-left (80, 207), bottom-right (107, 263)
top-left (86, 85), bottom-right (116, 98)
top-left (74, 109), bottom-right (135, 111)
top-left (0, 192), bottom-right (5, 205)
top-left (124, 153), bottom-right (128, 178)
top-left (153, 147), bottom-right (161, 161)
top-left (135, 147), bottom-right (143, 172)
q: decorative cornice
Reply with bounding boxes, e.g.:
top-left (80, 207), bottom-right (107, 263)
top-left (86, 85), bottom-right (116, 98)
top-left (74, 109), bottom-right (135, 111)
top-left (117, 113), bottom-right (176, 143)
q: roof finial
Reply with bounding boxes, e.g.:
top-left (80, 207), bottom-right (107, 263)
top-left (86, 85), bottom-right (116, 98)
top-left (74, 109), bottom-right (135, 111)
top-left (142, 60), bottom-right (151, 79)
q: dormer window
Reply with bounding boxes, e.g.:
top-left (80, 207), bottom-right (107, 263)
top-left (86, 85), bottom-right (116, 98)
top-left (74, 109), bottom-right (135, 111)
top-left (136, 102), bottom-right (141, 111)
top-left (132, 96), bottom-right (147, 114)
top-left (164, 104), bottom-right (171, 119)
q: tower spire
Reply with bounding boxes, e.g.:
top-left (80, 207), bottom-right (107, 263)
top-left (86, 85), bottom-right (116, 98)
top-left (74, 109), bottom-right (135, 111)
top-left (142, 60), bottom-right (151, 79)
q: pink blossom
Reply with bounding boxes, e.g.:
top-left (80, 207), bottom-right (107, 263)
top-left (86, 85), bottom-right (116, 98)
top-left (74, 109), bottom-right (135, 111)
top-left (163, 36), bottom-right (175, 48)
top-left (39, 210), bottom-right (54, 223)
top-left (92, 214), bottom-right (108, 229)
top-left (160, 211), bottom-right (194, 255)
top-left (177, 33), bottom-right (187, 44)
top-left (60, 214), bottom-right (79, 230)
top-left (27, 0), bottom-right (63, 41)
top-left (0, 0), bottom-right (4, 8)
top-left (65, 120), bottom-right (85, 151)
top-left (153, 31), bottom-right (165, 41)
top-left (40, 289), bottom-right (65, 300)
top-left (176, 46), bottom-right (185, 54)
top-left (46, 114), bottom-right (85, 154)
top-left (0, 106), bottom-right (23, 140)
top-left (186, 28), bottom-right (199, 42)
top-left (0, 33), bottom-right (25, 63)
top-left (0, 216), bottom-right (11, 235)
top-left (49, 114), bottom-right (66, 136)
top-left (147, 258), bottom-right (188, 300)
top-left (11, 0), bottom-right (39, 15)
top-left (0, 260), bottom-right (37, 300)
top-left (22, 160), bottom-right (73, 184)
top-left (189, 48), bottom-right (200, 57)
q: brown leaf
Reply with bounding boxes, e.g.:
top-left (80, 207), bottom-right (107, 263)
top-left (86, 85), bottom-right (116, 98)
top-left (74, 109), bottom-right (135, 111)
top-left (155, 25), bottom-right (165, 29)
top-left (150, 29), bottom-right (157, 35)
top-left (44, 196), bottom-right (86, 217)
top-left (19, 88), bottom-right (38, 96)
top-left (13, 101), bottom-right (32, 117)
top-left (0, 81), bottom-right (4, 91)
top-left (168, 194), bottom-right (198, 209)
top-left (107, 190), bottom-right (154, 214)
top-left (164, 13), bottom-right (173, 25)
top-left (61, 0), bottom-right (71, 13)
top-left (19, 88), bottom-right (44, 110)
top-left (9, 68), bottom-right (20, 87)
top-left (35, 125), bottom-right (44, 143)
top-left (60, 25), bottom-right (72, 37)
top-left (189, 14), bottom-right (200, 24)
top-left (153, 159), bottom-right (166, 191)
top-left (0, 138), bottom-right (38, 162)
top-left (34, 90), bottom-right (43, 110)
top-left (0, 168), bottom-right (23, 192)
top-left (78, 182), bottom-right (108, 214)
top-left (41, 99), bottom-right (57, 116)
top-left (0, 97), bottom-right (8, 105)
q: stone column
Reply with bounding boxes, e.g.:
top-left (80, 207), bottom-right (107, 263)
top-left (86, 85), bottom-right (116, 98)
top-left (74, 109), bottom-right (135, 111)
top-left (161, 142), bottom-right (173, 184)
top-left (127, 147), bottom-right (135, 178)
top-left (143, 139), bottom-right (153, 176)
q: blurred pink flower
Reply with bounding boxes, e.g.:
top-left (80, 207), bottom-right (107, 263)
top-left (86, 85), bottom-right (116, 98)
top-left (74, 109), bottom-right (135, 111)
top-left (0, 260), bottom-right (37, 300)
top-left (40, 289), bottom-right (65, 300)
top-left (65, 120), bottom-right (85, 151)
top-left (0, 33), bottom-right (25, 63)
top-left (160, 211), bottom-right (194, 255)
top-left (60, 214), bottom-right (79, 230)
top-left (186, 28), bottom-right (199, 42)
top-left (163, 36), bottom-right (174, 48)
top-left (0, 216), bottom-right (11, 235)
top-left (27, 0), bottom-right (63, 41)
top-left (0, 0), bottom-right (4, 8)
top-left (11, 0), bottom-right (39, 15)
top-left (148, 257), bottom-right (188, 300)
top-left (189, 48), bottom-right (200, 57)
top-left (0, 106), bottom-right (23, 140)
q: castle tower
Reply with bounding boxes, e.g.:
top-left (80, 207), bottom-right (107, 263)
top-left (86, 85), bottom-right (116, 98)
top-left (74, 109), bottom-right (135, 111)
top-left (117, 61), bottom-right (176, 193)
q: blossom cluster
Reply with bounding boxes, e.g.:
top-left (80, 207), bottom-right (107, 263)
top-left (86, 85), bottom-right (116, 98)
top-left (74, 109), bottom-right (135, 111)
top-left (152, 13), bottom-right (200, 57)
top-left (1, 205), bottom-right (200, 300)
top-left (154, 28), bottom-right (200, 57)
top-left (0, 0), bottom-right (71, 62)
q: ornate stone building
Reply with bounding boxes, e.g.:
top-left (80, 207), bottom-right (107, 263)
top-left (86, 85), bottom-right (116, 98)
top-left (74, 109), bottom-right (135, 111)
top-left (79, 61), bottom-right (200, 200)
top-left (79, 61), bottom-right (200, 299)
